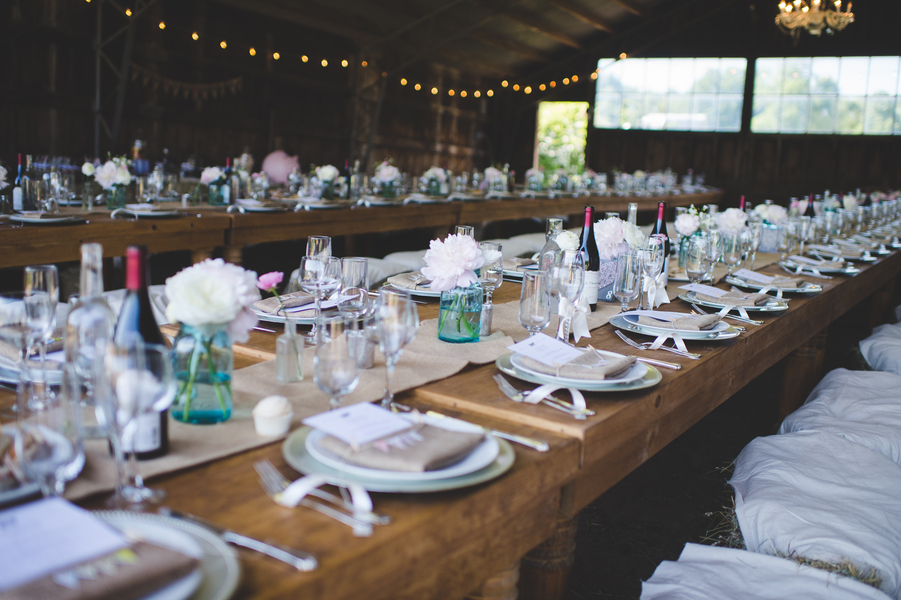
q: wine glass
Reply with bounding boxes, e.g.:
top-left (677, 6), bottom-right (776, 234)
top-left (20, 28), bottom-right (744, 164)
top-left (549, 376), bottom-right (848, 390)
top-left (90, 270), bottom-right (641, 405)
top-left (721, 232), bottom-right (743, 276)
top-left (743, 223), bottom-right (762, 270)
top-left (337, 257), bottom-right (370, 317)
top-left (519, 271), bottom-right (550, 336)
top-left (552, 253), bottom-right (585, 342)
top-left (775, 224), bottom-right (796, 261)
top-left (638, 237), bottom-right (665, 309)
top-left (375, 288), bottom-right (416, 408)
top-left (97, 337), bottom-right (176, 507)
top-left (685, 236), bottom-right (710, 284)
top-left (704, 230), bottom-right (722, 281)
top-left (478, 242), bottom-right (503, 304)
top-left (299, 256), bottom-right (342, 342)
top-left (0, 293), bottom-right (35, 415)
top-left (313, 315), bottom-right (359, 409)
top-left (797, 216), bottom-right (812, 255)
top-left (613, 251), bottom-right (641, 313)
top-left (24, 265), bottom-right (59, 398)
top-left (306, 235), bottom-right (332, 259)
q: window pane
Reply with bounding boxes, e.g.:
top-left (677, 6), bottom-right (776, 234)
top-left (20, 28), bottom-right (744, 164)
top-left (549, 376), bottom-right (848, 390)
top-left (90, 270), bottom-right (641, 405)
top-left (691, 95), bottom-right (717, 131)
top-left (717, 94), bottom-right (743, 131)
top-left (895, 101), bottom-right (901, 133)
top-left (645, 59), bottom-right (670, 94)
top-left (720, 59), bottom-right (746, 93)
top-left (836, 97), bottom-right (865, 133)
top-left (669, 60), bottom-right (694, 94)
top-left (809, 96), bottom-right (837, 133)
top-left (596, 59), bottom-right (622, 92)
top-left (811, 57), bottom-right (840, 94)
top-left (642, 94), bottom-right (668, 129)
top-left (864, 97), bottom-right (896, 134)
top-left (781, 96), bottom-right (809, 133)
top-left (868, 56), bottom-right (899, 96)
top-left (693, 59), bottom-right (720, 93)
top-left (782, 58), bottom-right (811, 94)
top-left (620, 60), bottom-right (646, 93)
top-left (621, 93), bottom-right (644, 129)
top-left (751, 95), bottom-right (781, 132)
top-left (594, 93), bottom-right (621, 128)
top-left (755, 58), bottom-right (784, 94)
top-left (666, 94), bottom-right (692, 130)
top-left (838, 57), bottom-right (869, 95)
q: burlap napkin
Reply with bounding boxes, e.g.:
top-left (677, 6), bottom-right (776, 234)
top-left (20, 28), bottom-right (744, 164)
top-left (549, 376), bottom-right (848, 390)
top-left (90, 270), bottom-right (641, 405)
top-left (253, 291), bottom-right (314, 315)
top-left (737, 273), bottom-right (806, 288)
top-left (317, 423), bottom-right (485, 472)
top-left (695, 290), bottom-right (771, 306)
top-left (636, 314), bottom-right (721, 331)
top-left (516, 351), bottom-right (636, 381)
top-left (386, 272), bottom-right (432, 292)
top-left (502, 258), bottom-right (536, 270)
top-left (4, 541), bottom-right (199, 600)
top-left (0, 328), bottom-right (64, 369)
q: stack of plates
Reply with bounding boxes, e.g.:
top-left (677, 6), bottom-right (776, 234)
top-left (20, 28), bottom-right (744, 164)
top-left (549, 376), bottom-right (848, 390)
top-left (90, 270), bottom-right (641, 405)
top-left (724, 275), bottom-right (822, 294)
top-left (9, 212), bottom-right (84, 225)
top-left (678, 291), bottom-right (789, 312)
top-left (610, 311), bottom-right (741, 341)
top-left (495, 349), bottom-right (662, 392)
top-left (112, 204), bottom-right (181, 218)
top-left (283, 413), bottom-right (515, 493)
top-left (779, 258), bottom-right (860, 276)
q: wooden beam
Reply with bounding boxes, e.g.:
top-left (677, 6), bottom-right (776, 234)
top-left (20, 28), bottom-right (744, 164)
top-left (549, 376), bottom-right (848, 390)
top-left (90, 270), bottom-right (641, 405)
top-left (436, 49), bottom-right (516, 77)
top-left (545, 0), bottom-right (615, 33)
top-left (607, 0), bottom-right (645, 17)
top-left (500, 9), bottom-right (583, 48)
top-left (211, 0), bottom-right (377, 42)
top-left (467, 31), bottom-right (552, 63)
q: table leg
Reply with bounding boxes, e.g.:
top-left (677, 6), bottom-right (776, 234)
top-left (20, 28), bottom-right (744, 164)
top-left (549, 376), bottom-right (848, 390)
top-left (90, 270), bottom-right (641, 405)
top-left (191, 247), bottom-right (215, 264)
top-left (777, 328), bottom-right (828, 424)
top-left (223, 244), bottom-right (243, 266)
top-left (466, 561), bottom-right (521, 600)
top-left (518, 516), bottom-right (579, 600)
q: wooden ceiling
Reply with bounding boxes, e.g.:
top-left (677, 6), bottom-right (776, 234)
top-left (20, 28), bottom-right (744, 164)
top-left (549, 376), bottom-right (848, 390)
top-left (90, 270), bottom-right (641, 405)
top-left (211, 0), bottom-right (671, 80)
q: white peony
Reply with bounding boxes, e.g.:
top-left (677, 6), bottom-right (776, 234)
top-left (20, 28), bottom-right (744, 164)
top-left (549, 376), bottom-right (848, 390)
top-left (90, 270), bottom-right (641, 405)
top-left (316, 164), bottom-right (339, 182)
top-left (200, 166), bottom-right (223, 186)
top-left (81, 162), bottom-right (95, 177)
top-left (114, 164), bottom-right (131, 186)
top-left (754, 204), bottom-right (770, 219)
top-left (716, 208), bottom-right (748, 234)
top-left (421, 233), bottom-right (486, 292)
top-left (623, 221), bottom-right (646, 249)
top-left (424, 167), bottom-right (447, 183)
top-left (0, 165), bottom-right (7, 190)
top-left (483, 167), bottom-right (504, 183)
top-left (555, 230), bottom-right (580, 252)
top-left (95, 160), bottom-right (119, 190)
top-left (675, 213), bottom-right (700, 237)
top-left (593, 217), bottom-right (629, 261)
top-left (375, 162), bottom-right (400, 183)
top-left (843, 195), bottom-right (858, 210)
top-left (165, 258), bottom-right (261, 343)
top-left (766, 204), bottom-right (788, 225)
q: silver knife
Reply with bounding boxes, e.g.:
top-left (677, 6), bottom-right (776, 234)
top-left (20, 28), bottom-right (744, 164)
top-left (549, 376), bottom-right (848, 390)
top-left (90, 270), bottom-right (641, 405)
top-left (159, 507), bottom-right (318, 571)
top-left (425, 411), bottom-right (550, 452)
top-left (630, 356), bottom-right (681, 370)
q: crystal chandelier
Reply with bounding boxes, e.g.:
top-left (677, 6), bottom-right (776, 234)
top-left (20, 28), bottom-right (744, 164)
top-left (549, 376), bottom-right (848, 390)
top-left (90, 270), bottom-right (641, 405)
top-left (776, 0), bottom-right (854, 40)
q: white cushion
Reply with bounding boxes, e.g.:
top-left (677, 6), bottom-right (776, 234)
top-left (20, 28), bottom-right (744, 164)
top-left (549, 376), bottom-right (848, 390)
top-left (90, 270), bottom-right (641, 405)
top-left (730, 431), bottom-right (901, 599)
top-left (382, 250), bottom-right (427, 271)
top-left (860, 323), bottom-right (901, 375)
top-left (507, 232), bottom-right (548, 253)
top-left (780, 369), bottom-right (901, 464)
top-left (286, 258), bottom-right (408, 291)
top-left (641, 543), bottom-right (891, 600)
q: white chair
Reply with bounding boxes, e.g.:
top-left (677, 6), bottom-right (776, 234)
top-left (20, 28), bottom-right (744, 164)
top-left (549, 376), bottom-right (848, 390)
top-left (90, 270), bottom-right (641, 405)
top-left (286, 258), bottom-right (409, 291)
top-left (382, 250), bottom-right (427, 272)
top-left (860, 323), bottom-right (901, 375)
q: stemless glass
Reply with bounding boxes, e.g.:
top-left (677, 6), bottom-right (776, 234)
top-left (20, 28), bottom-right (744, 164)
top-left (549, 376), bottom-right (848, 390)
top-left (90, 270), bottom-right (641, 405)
top-left (24, 265), bottom-right (59, 395)
top-left (313, 316), bottom-right (359, 409)
top-left (299, 256), bottom-right (342, 342)
top-left (519, 271), bottom-right (550, 336)
top-left (721, 231), bottom-right (743, 276)
top-left (306, 235), bottom-right (332, 259)
top-left (337, 257), bottom-right (370, 317)
top-left (375, 288), bottom-right (416, 407)
top-left (613, 251), bottom-right (641, 312)
top-left (685, 236), bottom-right (709, 284)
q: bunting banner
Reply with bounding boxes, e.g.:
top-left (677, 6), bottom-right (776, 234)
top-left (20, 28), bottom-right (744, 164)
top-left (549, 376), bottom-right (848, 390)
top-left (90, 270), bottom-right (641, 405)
top-left (130, 62), bottom-right (242, 104)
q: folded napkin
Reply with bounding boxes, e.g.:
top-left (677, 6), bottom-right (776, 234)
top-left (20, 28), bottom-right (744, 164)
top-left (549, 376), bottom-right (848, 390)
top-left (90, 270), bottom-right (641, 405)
top-left (737, 273), bottom-right (806, 288)
top-left (0, 328), bottom-right (64, 369)
top-left (4, 541), bottom-right (199, 600)
top-left (502, 258), bottom-right (536, 270)
top-left (386, 272), bottom-right (432, 291)
top-left (636, 314), bottom-right (721, 331)
top-left (253, 291), bottom-right (314, 315)
top-left (317, 423), bottom-right (485, 472)
top-left (695, 290), bottom-right (770, 306)
top-left (517, 351), bottom-right (636, 381)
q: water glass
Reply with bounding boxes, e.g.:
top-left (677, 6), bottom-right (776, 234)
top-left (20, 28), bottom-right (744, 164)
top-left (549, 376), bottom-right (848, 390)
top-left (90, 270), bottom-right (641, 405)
top-left (552, 254), bottom-right (585, 342)
top-left (455, 225), bottom-right (475, 238)
top-left (306, 235), bottom-right (332, 259)
top-left (338, 257), bottom-right (370, 316)
top-left (721, 232), bottom-right (743, 276)
top-left (299, 256), bottom-right (342, 341)
top-left (519, 271), bottom-right (550, 336)
top-left (314, 316), bottom-right (359, 409)
top-left (685, 236), bottom-right (709, 284)
top-left (375, 288), bottom-right (417, 407)
top-left (613, 251), bottom-right (641, 312)
top-left (24, 265), bottom-right (59, 394)
top-left (478, 242), bottom-right (503, 303)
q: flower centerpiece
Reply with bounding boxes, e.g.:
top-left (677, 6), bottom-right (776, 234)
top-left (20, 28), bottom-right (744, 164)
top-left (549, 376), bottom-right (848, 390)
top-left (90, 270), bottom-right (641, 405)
top-left (593, 216), bottom-right (644, 302)
top-left (96, 156), bottom-right (132, 209)
top-left (0, 164), bottom-right (7, 193)
top-left (754, 203), bottom-right (789, 252)
top-left (374, 161), bottom-right (400, 198)
top-left (674, 206), bottom-right (702, 267)
top-left (80, 161), bottom-right (96, 210)
top-left (200, 166), bottom-right (226, 206)
top-left (315, 164), bottom-right (340, 200)
top-left (483, 167), bottom-right (506, 192)
top-left (525, 167), bottom-right (544, 192)
top-left (166, 259), bottom-right (261, 424)
top-left (422, 233), bottom-right (487, 343)
top-left (716, 207), bottom-right (748, 235)
top-left (423, 167), bottom-right (449, 196)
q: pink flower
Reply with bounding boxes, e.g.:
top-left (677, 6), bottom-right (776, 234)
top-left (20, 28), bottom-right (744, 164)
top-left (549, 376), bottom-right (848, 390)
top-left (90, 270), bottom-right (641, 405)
top-left (257, 271), bottom-right (284, 291)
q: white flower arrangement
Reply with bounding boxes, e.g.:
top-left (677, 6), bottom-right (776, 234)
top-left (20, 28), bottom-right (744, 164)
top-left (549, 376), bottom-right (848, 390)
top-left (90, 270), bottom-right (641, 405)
top-left (0, 165), bottom-right (7, 191)
top-left (374, 162), bottom-right (400, 183)
top-left (716, 208), bottom-right (748, 234)
top-left (421, 233), bottom-right (486, 292)
top-left (165, 258), bottom-right (261, 343)
top-left (843, 195), bottom-right (859, 210)
top-left (675, 213), bottom-right (700, 237)
top-left (81, 162), bottom-right (95, 177)
top-left (423, 166), bottom-right (448, 183)
top-left (95, 157), bottom-right (131, 190)
top-left (755, 203), bottom-right (788, 225)
top-left (200, 166), bottom-right (224, 186)
top-left (483, 167), bottom-right (504, 184)
top-left (525, 168), bottom-right (543, 179)
top-left (316, 164), bottom-right (339, 182)
top-left (622, 221), bottom-right (646, 249)
top-left (555, 230), bottom-right (580, 252)
top-left (633, 170), bottom-right (646, 178)
top-left (593, 217), bottom-right (630, 261)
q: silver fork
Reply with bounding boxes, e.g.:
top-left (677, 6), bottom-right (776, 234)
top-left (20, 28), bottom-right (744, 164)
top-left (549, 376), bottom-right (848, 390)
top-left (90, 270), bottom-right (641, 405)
top-left (690, 302), bottom-right (763, 326)
top-left (493, 374), bottom-right (594, 419)
top-left (254, 460), bottom-right (390, 526)
top-left (614, 329), bottom-right (701, 359)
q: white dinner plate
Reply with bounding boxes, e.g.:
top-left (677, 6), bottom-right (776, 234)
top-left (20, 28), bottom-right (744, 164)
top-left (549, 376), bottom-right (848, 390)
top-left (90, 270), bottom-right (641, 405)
top-left (283, 427), bottom-right (515, 493)
top-left (779, 260), bottom-right (860, 275)
top-left (496, 352), bottom-right (662, 392)
top-left (679, 292), bottom-right (789, 312)
top-left (611, 312), bottom-right (740, 340)
top-left (304, 413), bottom-right (500, 482)
top-left (357, 196), bottom-right (405, 207)
top-left (383, 280), bottom-right (442, 298)
top-left (9, 213), bottom-right (84, 224)
top-left (509, 350), bottom-right (648, 387)
top-left (93, 511), bottom-right (240, 600)
top-left (502, 264), bottom-right (540, 279)
top-left (807, 247), bottom-right (877, 263)
top-left (234, 200), bottom-right (287, 212)
top-left (251, 307), bottom-right (317, 325)
top-left (724, 275), bottom-right (822, 294)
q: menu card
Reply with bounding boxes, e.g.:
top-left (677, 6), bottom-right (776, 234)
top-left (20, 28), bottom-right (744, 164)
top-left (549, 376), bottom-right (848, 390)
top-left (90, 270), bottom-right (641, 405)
top-left (679, 283), bottom-right (728, 298)
top-left (733, 269), bottom-right (774, 284)
top-left (507, 333), bottom-right (583, 367)
top-left (303, 403), bottom-right (412, 446)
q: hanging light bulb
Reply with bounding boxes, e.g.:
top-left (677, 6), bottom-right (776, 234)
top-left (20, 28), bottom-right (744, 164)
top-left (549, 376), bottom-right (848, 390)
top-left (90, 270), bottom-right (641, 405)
top-left (272, 52), bottom-right (280, 60)
top-left (302, 55), bottom-right (309, 62)
top-left (474, 91), bottom-right (481, 98)
top-left (501, 80), bottom-right (509, 88)
top-left (220, 40), bottom-right (227, 49)
top-left (414, 83), bottom-right (421, 90)
top-left (158, 21), bottom-right (166, 29)
top-left (321, 59), bottom-right (328, 67)
top-left (487, 90), bottom-right (494, 97)
top-left (191, 32), bottom-right (199, 40)
top-left (341, 59), bottom-right (348, 67)
top-left (249, 47), bottom-right (256, 56)
top-left (125, 8), bottom-right (132, 16)
top-left (460, 90), bottom-right (467, 97)
top-left (400, 78), bottom-right (408, 85)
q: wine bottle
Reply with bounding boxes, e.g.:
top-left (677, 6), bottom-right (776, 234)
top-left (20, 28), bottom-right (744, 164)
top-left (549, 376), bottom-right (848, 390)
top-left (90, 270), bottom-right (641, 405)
top-left (222, 157), bottom-right (232, 205)
top-left (22, 155), bottom-right (36, 211)
top-left (653, 201), bottom-right (671, 287)
top-left (579, 206), bottom-right (600, 311)
top-left (804, 193), bottom-right (816, 218)
top-left (739, 196), bottom-right (746, 211)
top-left (12, 154), bottom-right (23, 211)
top-left (114, 245), bottom-right (168, 460)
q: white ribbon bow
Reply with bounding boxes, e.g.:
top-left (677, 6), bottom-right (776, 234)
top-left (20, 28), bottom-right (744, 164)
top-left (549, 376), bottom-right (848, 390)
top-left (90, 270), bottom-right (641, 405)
top-left (559, 296), bottom-right (591, 342)
top-left (521, 384), bottom-right (587, 410)
top-left (717, 304), bottom-right (751, 320)
top-left (650, 332), bottom-right (688, 353)
top-left (643, 271), bottom-right (670, 309)
top-left (278, 474), bottom-right (374, 537)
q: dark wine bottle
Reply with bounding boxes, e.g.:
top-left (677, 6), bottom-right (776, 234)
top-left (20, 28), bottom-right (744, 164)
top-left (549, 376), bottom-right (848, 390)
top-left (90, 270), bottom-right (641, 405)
top-left (579, 205), bottom-right (600, 311)
top-left (804, 193), bottom-right (816, 218)
top-left (22, 155), bottom-right (36, 211)
top-left (739, 196), bottom-right (746, 211)
top-left (222, 158), bottom-right (232, 205)
top-left (12, 154), bottom-right (23, 211)
top-left (653, 201), bottom-right (671, 287)
top-left (114, 245), bottom-right (169, 460)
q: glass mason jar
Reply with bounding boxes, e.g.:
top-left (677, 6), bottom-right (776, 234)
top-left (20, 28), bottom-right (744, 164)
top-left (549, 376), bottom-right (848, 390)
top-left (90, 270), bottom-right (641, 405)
top-left (320, 179), bottom-right (336, 200)
top-left (380, 180), bottom-right (397, 199)
top-left (207, 182), bottom-right (226, 206)
top-left (437, 283), bottom-right (483, 343)
top-left (105, 184), bottom-right (127, 210)
top-left (427, 178), bottom-right (441, 196)
top-left (172, 323), bottom-right (233, 424)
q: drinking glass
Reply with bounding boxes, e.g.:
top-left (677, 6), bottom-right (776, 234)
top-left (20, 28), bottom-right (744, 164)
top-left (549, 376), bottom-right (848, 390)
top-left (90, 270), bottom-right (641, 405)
top-left (299, 256), bottom-right (342, 342)
top-left (638, 237), bottom-right (665, 309)
top-left (721, 232), bottom-right (743, 276)
top-left (685, 236), bottom-right (709, 284)
top-left (375, 288), bottom-right (416, 407)
top-left (797, 216), bottom-right (812, 255)
top-left (613, 251), bottom-right (641, 313)
top-left (306, 235), bottom-right (332, 259)
top-left (552, 253), bottom-right (585, 342)
top-left (0, 293), bottom-right (37, 414)
top-left (775, 224), bottom-right (796, 261)
top-left (519, 271), bottom-right (550, 336)
top-left (455, 225), bottom-right (475, 238)
top-left (705, 230), bottom-right (722, 280)
top-left (337, 257), bottom-right (370, 317)
top-left (24, 265), bottom-right (59, 396)
top-left (98, 337), bottom-right (175, 507)
top-left (478, 242), bottom-right (503, 303)
top-left (313, 316), bottom-right (359, 409)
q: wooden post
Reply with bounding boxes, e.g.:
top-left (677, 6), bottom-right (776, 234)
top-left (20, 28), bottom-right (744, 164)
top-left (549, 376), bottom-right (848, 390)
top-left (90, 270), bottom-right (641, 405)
top-left (191, 247), bottom-right (215, 264)
top-left (518, 516), bottom-right (579, 600)
top-left (467, 561), bottom-right (520, 600)
top-left (777, 328), bottom-right (828, 424)
top-left (223, 244), bottom-right (243, 265)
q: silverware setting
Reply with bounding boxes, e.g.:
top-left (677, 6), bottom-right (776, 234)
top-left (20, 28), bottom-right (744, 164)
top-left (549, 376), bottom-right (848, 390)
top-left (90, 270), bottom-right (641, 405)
top-left (614, 329), bottom-right (701, 360)
top-left (690, 303), bottom-right (763, 326)
top-left (585, 344), bottom-right (681, 371)
top-left (493, 374), bottom-right (594, 419)
top-left (780, 263), bottom-right (833, 280)
top-left (419, 409), bottom-right (550, 452)
top-left (253, 325), bottom-right (277, 333)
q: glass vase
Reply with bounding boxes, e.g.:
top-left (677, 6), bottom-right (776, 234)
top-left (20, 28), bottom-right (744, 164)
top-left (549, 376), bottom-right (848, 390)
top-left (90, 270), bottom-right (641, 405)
top-left (321, 180), bottom-right (335, 200)
top-left (207, 183), bottom-right (225, 206)
top-left (172, 323), bottom-right (233, 424)
top-left (380, 181), bottom-right (397, 199)
top-left (427, 179), bottom-right (440, 196)
top-left (437, 284), bottom-right (482, 343)
top-left (105, 185), bottom-right (127, 210)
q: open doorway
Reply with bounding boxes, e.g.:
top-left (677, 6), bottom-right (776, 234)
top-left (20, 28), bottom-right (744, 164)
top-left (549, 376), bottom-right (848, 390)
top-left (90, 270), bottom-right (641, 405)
top-left (534, 101), bottom-right (589, 173)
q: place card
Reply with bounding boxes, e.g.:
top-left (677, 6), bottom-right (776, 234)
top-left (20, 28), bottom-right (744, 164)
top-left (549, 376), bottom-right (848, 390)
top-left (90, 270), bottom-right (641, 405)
top-left (733, 269), bottom-right (774, 284)
top-left (679, 283), bottom-right (728, 298)
top-left (303, 402), bottom-right (412, 446)
top-left (0, 497), bottom-right (128, 591)
top-left (507, 333), bottom-right (583, 367)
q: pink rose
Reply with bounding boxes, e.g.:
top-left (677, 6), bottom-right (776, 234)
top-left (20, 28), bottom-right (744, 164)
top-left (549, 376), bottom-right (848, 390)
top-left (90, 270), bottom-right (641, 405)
top-left (257, 271), bottom-right (284, 291)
